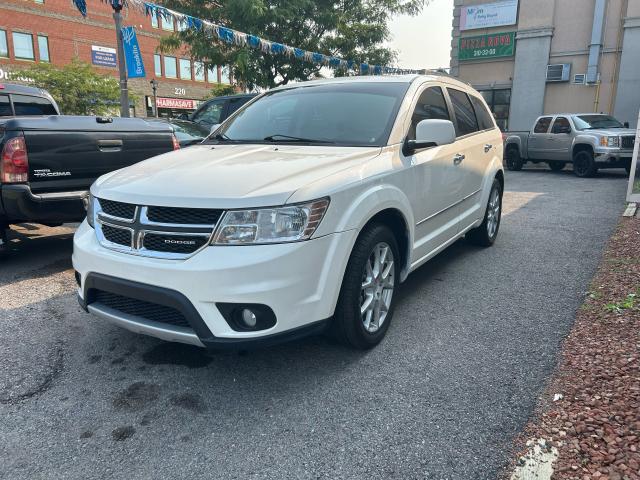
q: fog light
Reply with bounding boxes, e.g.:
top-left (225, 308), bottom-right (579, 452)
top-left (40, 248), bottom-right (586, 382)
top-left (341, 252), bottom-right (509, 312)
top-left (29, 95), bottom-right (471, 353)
top-left (241, 309), bottom-right (257, 328)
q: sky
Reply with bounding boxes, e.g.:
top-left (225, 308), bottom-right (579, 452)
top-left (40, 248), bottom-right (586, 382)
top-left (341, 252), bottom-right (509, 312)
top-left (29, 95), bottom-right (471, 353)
top-left (387, 0), bottom-right (454, 71)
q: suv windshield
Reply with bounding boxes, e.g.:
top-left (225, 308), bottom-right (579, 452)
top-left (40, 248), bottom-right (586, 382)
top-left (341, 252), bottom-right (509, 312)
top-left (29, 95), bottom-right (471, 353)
top-left (209, 82), bottom-right (409, 147)
top-left (573, 115), bottom-right (624, 130)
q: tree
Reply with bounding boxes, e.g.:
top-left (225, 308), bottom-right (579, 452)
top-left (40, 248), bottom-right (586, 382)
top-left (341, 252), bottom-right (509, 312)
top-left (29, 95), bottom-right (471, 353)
top-left (160, 0), bottom-right (425, 90)
top-left (209, 83), bottom-right (236, 97)
top-left (13, 59), bottom-right (122, 115)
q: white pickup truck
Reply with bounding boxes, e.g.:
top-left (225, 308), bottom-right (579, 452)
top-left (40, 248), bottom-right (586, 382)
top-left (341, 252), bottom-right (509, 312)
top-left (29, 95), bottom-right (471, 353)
top-left (74, 74), bottom-right (504, 350)
top-left (504, 114), bottom-right (636, 177)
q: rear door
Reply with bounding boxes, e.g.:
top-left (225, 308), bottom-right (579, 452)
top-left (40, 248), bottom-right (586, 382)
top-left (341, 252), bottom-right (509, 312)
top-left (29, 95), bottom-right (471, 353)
top-left (548, 116), bottom-right (573, 160)
top-left (528, 116), bottom-right (553, 159)
top-left (445, 87), bottom-right (488, 230)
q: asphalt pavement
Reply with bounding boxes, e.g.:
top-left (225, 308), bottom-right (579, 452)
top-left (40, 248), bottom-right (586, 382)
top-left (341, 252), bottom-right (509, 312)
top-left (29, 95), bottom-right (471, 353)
top-left (0, 168), bottom-right (629, 480)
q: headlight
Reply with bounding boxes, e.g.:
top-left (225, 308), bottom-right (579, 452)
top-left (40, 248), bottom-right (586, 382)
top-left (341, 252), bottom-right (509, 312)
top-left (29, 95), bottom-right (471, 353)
top-left (85, 192), bottom-right (95, 228)
top-left (212, 198), bottom-right (330, 245)
top-left (600, 136), bottom-right (620, 148)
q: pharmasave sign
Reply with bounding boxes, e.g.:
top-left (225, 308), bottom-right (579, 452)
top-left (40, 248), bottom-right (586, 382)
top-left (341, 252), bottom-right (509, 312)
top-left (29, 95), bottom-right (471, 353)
top-left (156, 97), bottom-right (199, 110)
top-left (459, 32), bottom-right (515, 61)
top-left (460, 0), bottom-right (519, 31)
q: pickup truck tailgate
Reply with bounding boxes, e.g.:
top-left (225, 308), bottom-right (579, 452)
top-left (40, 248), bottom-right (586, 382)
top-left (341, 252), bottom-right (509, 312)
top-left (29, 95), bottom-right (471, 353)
top-left (13, 116), bottom-right (174, 194)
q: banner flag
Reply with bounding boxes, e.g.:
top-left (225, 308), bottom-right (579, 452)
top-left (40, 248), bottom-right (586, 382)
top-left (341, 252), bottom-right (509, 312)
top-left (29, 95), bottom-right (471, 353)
top-left (121, 26), bottom-right (146, 78)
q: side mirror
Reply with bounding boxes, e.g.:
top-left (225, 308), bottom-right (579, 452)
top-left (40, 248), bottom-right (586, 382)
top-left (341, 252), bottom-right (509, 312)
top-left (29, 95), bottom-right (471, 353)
top-left (209, 123), bottom-right (221, 134)
top-left (404, 119), bottom-right (456, 155)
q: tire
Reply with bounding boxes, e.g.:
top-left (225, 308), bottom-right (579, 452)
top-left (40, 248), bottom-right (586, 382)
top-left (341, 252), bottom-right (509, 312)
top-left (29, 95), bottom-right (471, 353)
top-left (573, 150), bottom-right (598, 178)
top-left (332, 223), bottom-right (400, 349)
top-left (625, 164), bottom-right (631, 175)
top-left (466, 178), bottom-right (503, 247)
top-left (548, 161), bottom-right (565, 171)
top-left (0, 228), bottom-right (8, 258)
top-left (505, 147), bottom-right (523, 171)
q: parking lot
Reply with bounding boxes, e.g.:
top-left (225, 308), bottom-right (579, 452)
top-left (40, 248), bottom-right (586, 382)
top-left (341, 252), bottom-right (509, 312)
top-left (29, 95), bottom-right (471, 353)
top-left (0, 169), bottom-right (628, 479)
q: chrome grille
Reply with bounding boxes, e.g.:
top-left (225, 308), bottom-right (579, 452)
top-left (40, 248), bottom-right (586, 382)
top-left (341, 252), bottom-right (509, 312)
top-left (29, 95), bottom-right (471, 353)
top-left (95, 198), bottom-right (220, 259)
top-left (622, 136), bottom-right (635, 150)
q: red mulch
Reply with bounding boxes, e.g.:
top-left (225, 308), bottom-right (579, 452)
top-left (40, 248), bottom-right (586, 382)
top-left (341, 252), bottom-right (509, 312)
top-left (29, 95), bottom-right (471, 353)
top-left (512, 215), bottom-right (640, 480)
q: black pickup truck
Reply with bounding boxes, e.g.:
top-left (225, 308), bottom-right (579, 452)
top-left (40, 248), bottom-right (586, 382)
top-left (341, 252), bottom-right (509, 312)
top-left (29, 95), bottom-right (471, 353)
top-left (0, 115), bottom-right (177, 252)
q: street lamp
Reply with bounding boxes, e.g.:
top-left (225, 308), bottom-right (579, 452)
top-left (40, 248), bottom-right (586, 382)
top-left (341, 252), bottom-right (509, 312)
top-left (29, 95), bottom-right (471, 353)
top-left (109, 0), bottom-right (130, 117)
top-left (150, 79), bottom-right (159, 118)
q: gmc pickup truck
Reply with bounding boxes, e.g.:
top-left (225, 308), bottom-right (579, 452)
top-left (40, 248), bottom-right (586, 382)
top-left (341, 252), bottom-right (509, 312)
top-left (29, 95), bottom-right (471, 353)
top-left (0, 115), bottom-right (177, 253)
top-left (504, 113), bottom-right (636, 177)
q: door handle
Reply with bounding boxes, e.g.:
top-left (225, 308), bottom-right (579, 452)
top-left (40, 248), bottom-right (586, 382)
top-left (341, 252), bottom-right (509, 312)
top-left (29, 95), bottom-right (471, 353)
top-left (97, 139), bottom-right (123, 152)
top-left (453, 154), bottom-right (465, 165)
top-left (484, 144), bottom-right (492, 153)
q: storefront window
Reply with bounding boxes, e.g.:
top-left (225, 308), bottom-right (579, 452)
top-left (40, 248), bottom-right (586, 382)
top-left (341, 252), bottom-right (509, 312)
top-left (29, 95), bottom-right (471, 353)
top-left (207, 65), bottom-right (218, 83)
top-left (37, 35), bottom-right (49, 62)
top-left (164, 56), bottom-right (177, 78)
top-left (479, 89), bottom-right (511, 131)
top-left (12, 32), bottom-right (35, 60)
top-left (179, 58), bottom-right (192, 80)
top-left (161, 15), bottom-right (174, 31)
top-left (194, 61), bottom-right (205, 82)
top-left (0, 30), bottom-right (8, 58)
top-left (154, 54), bottom-right (162, 76)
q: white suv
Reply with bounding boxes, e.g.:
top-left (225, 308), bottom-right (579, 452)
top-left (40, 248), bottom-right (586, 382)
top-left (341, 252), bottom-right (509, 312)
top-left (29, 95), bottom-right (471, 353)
top-left (73, 75), bottom-right (504, 350)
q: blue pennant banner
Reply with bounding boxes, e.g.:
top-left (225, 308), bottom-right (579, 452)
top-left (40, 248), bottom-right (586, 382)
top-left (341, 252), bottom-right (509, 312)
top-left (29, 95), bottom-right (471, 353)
top-left (121, 26), bottom-right (146, 78)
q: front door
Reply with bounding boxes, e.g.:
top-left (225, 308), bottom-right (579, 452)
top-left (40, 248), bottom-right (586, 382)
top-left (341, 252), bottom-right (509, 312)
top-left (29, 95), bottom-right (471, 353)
top-left (529, 116), bottom-right (553, 159)
top-left (548, 116), bottom-right (573, 160)
top-left (402, 84), bottom-right (465, 264)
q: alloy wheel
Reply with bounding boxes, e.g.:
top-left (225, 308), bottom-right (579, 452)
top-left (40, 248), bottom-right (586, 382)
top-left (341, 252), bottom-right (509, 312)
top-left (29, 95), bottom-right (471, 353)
top-left (486, 187), bottom-right (501, 239)
top-left (360, 242), bottom-right (395, 333)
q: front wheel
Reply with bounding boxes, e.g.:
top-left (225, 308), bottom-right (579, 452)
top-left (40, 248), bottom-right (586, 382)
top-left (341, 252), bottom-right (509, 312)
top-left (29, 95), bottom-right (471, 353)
top-left (573, 150), bottom-right (598, 178)
top-left (332, 224), bottom-right (399, 349)
top-left (466, 178), bottom-right (503, 247)
top-left (506, 148), bottom-right (523, 171)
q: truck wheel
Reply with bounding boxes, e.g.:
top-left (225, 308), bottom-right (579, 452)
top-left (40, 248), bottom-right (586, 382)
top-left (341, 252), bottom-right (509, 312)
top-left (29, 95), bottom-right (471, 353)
top-left (466, 178), bottom-right (502, 247)
top-left (573, 150), bottom-right (597, 178)
top-left (506, 148), bottom-right (523, 171)
top-left (0, 228), bottom-right (8, 258)
top-left (548, 161), bottom-right (565, 171)
top-left (332, 223), bottom-right (399, 350)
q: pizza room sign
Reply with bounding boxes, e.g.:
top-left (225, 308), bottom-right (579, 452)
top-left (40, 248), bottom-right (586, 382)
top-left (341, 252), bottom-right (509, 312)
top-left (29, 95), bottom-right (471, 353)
top-left (459, 32), bottom-right (515, 61)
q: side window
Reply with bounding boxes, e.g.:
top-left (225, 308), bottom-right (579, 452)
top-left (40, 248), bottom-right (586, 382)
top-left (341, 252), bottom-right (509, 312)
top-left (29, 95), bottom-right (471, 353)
top-left (0, 94), bottom-right (12, 117)
top-left (226, 98), bottom-right (249, 117)
top-left (12, 94), bottom-right (57, 115)
top-left (551, 116), bottom-right (571, 134)
top-left (447, 88), bottom-right (479, 137)
top-left (408, 86), bottom-right (450, 140)
top-left (192, 100), bottom-right (225, 126)
top-left (534, 117), bottom-right (552, 133)
top-left (469, 95), bottom-right (495, 130)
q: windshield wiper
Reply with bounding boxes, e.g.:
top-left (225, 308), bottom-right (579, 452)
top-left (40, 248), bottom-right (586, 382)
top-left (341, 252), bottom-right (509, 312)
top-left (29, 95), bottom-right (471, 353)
top-left (263, 134), bottom-right (335, 144)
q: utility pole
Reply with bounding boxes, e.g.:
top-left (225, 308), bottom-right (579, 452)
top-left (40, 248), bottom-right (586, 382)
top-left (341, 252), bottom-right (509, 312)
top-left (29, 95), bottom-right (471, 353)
top-left (111, 0), bottom-right (129, 117)
top-left (150, 79), bottom-right (159, 117)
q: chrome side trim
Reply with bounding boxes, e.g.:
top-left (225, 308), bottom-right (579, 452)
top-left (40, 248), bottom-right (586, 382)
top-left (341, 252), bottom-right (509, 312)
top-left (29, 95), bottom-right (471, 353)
top-left (36, 190), bottom-right (88, 200)
top-left (415, 188), bottom-right (482, 226)
top-left (88, 304), bottom-right (205, 347)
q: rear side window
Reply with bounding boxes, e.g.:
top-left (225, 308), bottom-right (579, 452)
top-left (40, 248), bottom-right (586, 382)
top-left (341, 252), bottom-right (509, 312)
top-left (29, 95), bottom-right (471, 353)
top-left (12, 94), bottom-right (57, 115)
top-left (226, 97), bottom-right (250, 117)
top-left (408, 86), bottom-right (450, 140)
top-left (0, 94), bottom-right (11, 116)
top-left (534, 117), bottom-right (552, 133)
top-left (447, 88), bottom-right (479, 137)
top-left (469, 95), bottom-right (495, 130)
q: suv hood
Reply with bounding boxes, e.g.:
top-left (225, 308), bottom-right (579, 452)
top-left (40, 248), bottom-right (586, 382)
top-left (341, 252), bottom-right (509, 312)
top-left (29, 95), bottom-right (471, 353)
top-left (92, 144), bottom-right (381, 208)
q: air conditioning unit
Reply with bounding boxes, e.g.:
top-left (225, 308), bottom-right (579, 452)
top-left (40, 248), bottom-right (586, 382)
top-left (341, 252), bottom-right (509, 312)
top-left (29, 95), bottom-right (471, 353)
top-left (573, 73), bottom-right (586, 85)
top-left (546, 64), bottom-right (571, 82)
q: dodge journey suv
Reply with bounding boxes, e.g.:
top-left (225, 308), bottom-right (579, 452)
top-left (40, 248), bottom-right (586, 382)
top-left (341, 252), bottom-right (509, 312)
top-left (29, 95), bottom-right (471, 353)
top-left (73, 74), bottom-right (504, 350)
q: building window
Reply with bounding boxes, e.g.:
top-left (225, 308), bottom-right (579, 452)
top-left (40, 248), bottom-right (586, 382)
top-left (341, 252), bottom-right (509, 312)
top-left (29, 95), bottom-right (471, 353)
top-left (164, 56), bottom-right (177, 78)
top-left (194, 61), bottom-right (205, 82)
top-left (154, 54), bottom-right (162, 76)
top-left (34, 0), bottom-right (44, 4)
top-left (479, 89), bottom-right (511, 131)
top-left (207, 65), bottom-right (218, 83)
top-left (179, 58), bottom-right (192, 80)
top-left (12, 32), bottom-right (35, 60)
top-left (37, 35), bottom-right (50, 62)
top-left (220, 66), bottom-right (230, 84)
top-left (151, 14), bottom-right (159, 28)
top-left (161, 15), bottom-right (174, 31)
top-left (0, 30), bottom-right (8, 58)
top-left (177, 19), bottom-right (187, 32)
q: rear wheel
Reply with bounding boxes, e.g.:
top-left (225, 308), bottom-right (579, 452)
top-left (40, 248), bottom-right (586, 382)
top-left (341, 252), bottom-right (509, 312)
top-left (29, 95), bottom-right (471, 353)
top-left (466, 178), bottom-right (502, 247)
top-left (573, 150), bottom-right (598, 178)
top-left (506, 148), bottom-right (523, 171)
top-left (332, 224), bottom-right (399, 349)
top-left (548, 161), bottom-right (565, 171)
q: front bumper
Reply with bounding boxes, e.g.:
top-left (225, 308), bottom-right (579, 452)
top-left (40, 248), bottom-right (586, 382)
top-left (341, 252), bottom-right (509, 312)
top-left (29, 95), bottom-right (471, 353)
top-left (73, 221), bottom-right (358, 348)
top-left (0, 184), bottom-right (87, 224)
top-left (594, 148), bottom-right (633, 166)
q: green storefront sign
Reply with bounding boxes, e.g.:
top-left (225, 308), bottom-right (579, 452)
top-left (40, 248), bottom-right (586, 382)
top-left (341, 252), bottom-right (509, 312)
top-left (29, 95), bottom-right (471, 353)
top-left (459, 32), bottom-right (515, 61)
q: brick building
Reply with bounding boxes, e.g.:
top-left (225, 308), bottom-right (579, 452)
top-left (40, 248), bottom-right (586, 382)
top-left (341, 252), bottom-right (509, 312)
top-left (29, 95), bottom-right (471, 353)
top-left (0, 0), bottom-right (232, 117)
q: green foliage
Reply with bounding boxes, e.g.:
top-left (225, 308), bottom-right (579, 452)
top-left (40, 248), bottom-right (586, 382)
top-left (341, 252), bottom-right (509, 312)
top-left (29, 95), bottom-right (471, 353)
top-left (604, 289), bottom-right (639, 313)
top-left (209, 83), bottom-right (236, 97)
top-left (160, 0), bottom-right (426, 90)
top-left (13, 59), bottom-right (123, 115)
